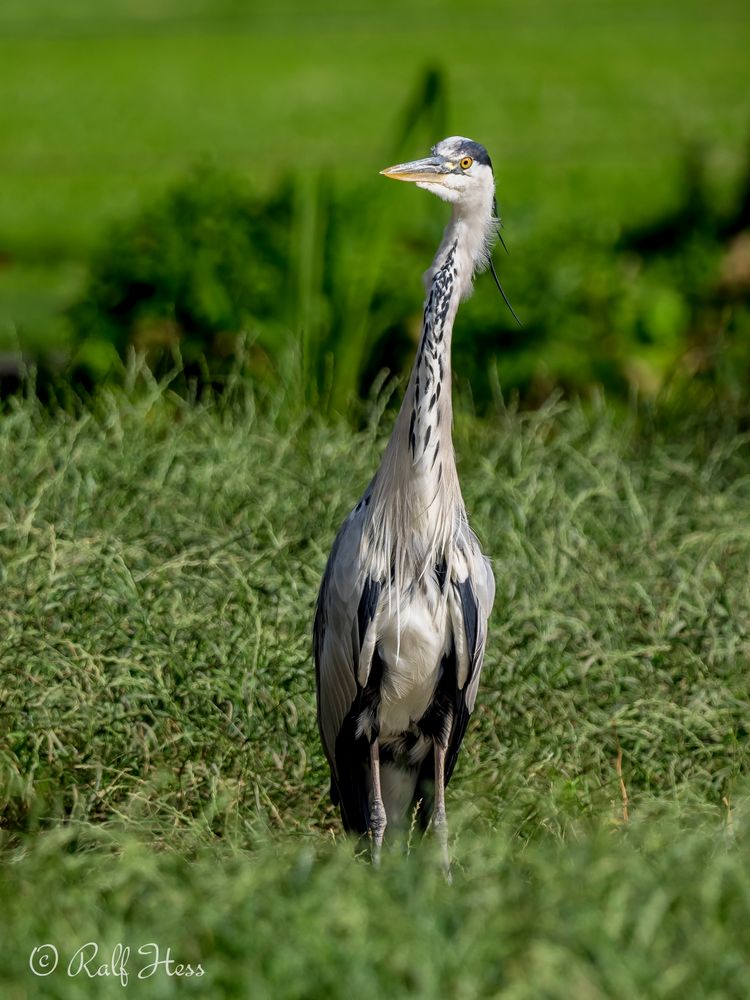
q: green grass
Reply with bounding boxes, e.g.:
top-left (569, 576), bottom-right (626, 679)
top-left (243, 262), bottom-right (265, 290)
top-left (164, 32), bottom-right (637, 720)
top-left (1, 374), bottom-right (749, 995)
top-left (2, 814), bottom-right (749, 999)
top-left (2, 0), bottom-right (750, 350)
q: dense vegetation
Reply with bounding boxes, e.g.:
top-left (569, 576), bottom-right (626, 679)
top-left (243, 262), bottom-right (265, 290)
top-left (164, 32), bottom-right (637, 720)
top-left (60, 147), bottom-right (750, 412)
top-left (2, 0), bottom-right (750, 407)
top-left (1, 378), bottom-right (749, 995)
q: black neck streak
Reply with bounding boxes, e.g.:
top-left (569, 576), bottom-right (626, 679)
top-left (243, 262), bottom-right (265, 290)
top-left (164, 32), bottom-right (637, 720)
top-left (409, 240), bottom-right (458, 477)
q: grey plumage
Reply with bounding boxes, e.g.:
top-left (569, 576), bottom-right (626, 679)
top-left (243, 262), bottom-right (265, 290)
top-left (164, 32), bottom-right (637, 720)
top-left (314, 137), bottom-right (500, 869)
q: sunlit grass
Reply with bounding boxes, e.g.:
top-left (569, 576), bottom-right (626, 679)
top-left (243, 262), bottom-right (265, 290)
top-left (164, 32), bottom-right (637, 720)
top-left (0, 374), bottom-right (749, 994)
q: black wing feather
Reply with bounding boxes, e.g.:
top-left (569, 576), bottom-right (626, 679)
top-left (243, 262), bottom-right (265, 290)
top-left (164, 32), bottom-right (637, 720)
top-left (332, 647), bottom-right (385, 834)
top-left (414, 577), bottom-right (483, 825)
top-left (352, 577), bottom-right (381, 664)
top-left (445, 578), bottom-right (482, 781)
top-left (315, 562), bottom-right (382, 834)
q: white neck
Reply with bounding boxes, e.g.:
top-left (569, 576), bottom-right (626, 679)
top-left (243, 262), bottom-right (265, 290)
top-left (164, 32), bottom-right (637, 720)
top-left (425, 193), bottom-right (496, 300)
top-left (362, 202), bottom-right (493, 582)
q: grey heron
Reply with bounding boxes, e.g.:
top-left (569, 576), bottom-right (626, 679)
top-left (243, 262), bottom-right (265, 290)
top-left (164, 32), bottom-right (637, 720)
top-left (314, 136), bottom-right (504, 872)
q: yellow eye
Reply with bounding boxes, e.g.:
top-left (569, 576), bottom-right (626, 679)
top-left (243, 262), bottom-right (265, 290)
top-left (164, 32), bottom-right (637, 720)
top-left (460, 156), bottom-right (473, 170)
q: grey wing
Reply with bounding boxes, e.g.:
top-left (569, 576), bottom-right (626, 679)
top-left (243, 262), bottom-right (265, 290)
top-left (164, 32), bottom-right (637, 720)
top-left (461, 539), bottom-right (495, 715)
top-left (313, 499), bottom-right (380, 785)
top-left (444, 528), bottom-right (496, 782)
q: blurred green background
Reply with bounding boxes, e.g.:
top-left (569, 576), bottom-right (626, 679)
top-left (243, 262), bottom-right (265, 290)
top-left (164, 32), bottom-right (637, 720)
top-left (3, 6), bottom-right (750, 994)
top-left (1, 0), bottom-right (749, 410)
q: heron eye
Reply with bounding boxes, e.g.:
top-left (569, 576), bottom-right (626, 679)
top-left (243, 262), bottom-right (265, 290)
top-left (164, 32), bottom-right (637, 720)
top-left (460, 156), bottom-right (473, 170)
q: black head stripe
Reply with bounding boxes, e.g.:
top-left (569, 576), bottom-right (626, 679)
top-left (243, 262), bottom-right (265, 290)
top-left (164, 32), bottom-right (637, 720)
top-left (461, 140), bottom-right (492, 170)
top-left (432, 136), bottom-right (493, 172)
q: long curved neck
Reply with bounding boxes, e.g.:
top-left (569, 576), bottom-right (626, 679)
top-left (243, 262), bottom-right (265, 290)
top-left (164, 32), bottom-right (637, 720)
top-left (406, 236), bottom-right (461, 479)
top-left (391, 207), bottom-right (479, 491)
top-left (365, 212), bottom-right (478, 579)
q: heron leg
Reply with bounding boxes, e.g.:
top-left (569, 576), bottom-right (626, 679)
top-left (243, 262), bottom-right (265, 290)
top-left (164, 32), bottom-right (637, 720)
top-left (369, 739), bottom-right (387, 866)
top-left (433, 741), bottom-right (452, 883)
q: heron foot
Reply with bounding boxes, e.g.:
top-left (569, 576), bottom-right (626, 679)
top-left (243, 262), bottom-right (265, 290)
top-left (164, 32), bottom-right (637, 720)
top-left (369, 739), bottom-right (387, 867)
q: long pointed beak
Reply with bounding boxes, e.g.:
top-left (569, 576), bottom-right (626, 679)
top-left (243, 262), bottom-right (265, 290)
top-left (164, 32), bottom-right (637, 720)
top-left (380, 155), bottom-right (449, 184)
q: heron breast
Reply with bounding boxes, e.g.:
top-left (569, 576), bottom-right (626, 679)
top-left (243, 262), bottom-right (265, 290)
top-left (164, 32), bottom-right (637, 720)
top-left (376, 586), bottom-right (450, 737)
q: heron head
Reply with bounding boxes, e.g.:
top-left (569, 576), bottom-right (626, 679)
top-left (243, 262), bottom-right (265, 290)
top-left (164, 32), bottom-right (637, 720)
top-left (381, 136), bottom-right (520, 323)
top-left (380, 136), bottom-right (495, 209)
